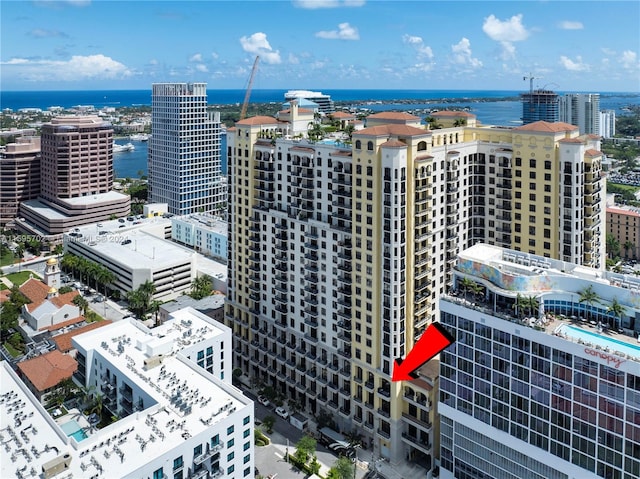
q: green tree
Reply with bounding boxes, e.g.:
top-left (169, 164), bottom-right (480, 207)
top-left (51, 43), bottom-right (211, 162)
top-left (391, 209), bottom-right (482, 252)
top-left (72, 294), bottom-right (89, 315)
top-left (606, 233), bottom-right (621, 260)
top-left (458, 277), bottom-right (477, 301)
top-left (623, 240), bottom-right (635, 259)
top-left (262, 415), bottom-right (275, 434)
top-left (578, 285), bottom-right (600, 319)
top-left (53, 243), bottom-right (64, 256)
top-left (327, 456), bottom-right (354, 479)
top-left (294, 434), bottom-right (317, 465)
top-left (607, 297), bottom-right (626, 331)
top-left (189, 275), bottom-right (213, 300)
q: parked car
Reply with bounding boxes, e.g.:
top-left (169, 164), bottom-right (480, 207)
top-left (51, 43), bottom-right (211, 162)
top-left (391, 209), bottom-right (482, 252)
top-left (275, 406), bottom-right (289, 419)
top-left (257, 395), bottom-right (270, 407)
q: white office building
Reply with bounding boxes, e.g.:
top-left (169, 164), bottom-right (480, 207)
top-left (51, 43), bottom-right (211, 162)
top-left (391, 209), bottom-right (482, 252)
top-left (284, 90), bottom-right (335, 114)
top-left (1, 308), bottom-right (254, 479)
top-left (559, 93), bottom-right (601, 136)
top-left (600, 110), bottom-right (616, 139)
top-left (439, 244), bottom-right (640, 479)
top-left (148, 83), bottom-right (224, 215)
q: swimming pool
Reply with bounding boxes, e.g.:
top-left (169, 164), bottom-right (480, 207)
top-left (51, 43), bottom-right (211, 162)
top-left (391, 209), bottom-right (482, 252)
top-left (558, 324), bottom-right (640, 359)
top-left (60, 419), bottom-right (88, 442)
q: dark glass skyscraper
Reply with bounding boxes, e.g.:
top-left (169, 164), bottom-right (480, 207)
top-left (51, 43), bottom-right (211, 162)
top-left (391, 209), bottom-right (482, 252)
top-left (521, 89), bottom-right (559, 124)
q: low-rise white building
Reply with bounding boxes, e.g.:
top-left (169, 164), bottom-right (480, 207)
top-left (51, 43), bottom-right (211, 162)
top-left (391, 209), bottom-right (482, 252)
top-left (0, 307), bottom-right (255, 479)
top-left (172, 214), bottom-right (227, 262)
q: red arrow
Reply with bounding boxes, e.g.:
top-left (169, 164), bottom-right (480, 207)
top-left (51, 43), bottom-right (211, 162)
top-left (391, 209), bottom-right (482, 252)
top-left (392, 322), bottom-right (455, 382)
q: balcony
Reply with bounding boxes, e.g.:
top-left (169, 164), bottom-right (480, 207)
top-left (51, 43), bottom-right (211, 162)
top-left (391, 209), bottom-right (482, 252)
top-left (401, 412), bottom-right (433, 432)
top-left (194, 443), bottom-right (222, 464)
top-left (377, 388), bottom-right (391, 398)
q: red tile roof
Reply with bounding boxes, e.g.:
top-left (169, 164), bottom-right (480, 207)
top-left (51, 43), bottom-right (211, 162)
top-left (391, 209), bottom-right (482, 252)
top-left (52, 320), bottom-right (112, 352)
top-left (380, 140), bottom-right (408, 148)
top-left (585, 149), bottom-right (602, 157)
top-left (19, 278), bottom-right (79, 312)
top-left (367, 112), bottom-right (421, 121)
top-left (0, 289), bottom-right (11, 304)
top-left (236, 116), bottom-right (279, 126)
top-left (355, 124), bottom-right (430, 137)
top-left (607, 206), bottom-right (640, 218)
top-left (40, 315), bottom-right (85, 332)
top-left (330, 112), bottom-right (355, 119)
top-left (17, 350), bottom-right (77, 392)
top-left (514, 121), bottom-right (577, 132)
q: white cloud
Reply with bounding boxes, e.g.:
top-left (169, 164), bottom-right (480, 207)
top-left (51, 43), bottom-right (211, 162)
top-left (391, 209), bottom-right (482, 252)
top-left (239, 32), bottom-right (282, 64)
top-left (558, 20), bottom-right (584, 30)
top-left (451, 37), bottom-right (482, 69)
top-left (620, 50), bottom-right (639, 70)
top-left (482, 14), bottom-right (530, 42)
top-left (211, 52), bottom-right (219, 60)
top-left (195, 64), bottom-right (208, 72)
top-left (559, 55), bottom-right (589, 71)
top-left (483, 14), bottom-right (529, 61)
top-left (1, 54), bottom-right (131, 81)
top-left (315, 22), bottom-right (359, 40)
top-left (33, 0), bottom-right (90, 8)
top-left (149, 59), bottom-right (158, 65)
top-left (189, 53), bottom-right (203, 62)
top-left (402, 34), bottom-right (433, 59)
top-left (288, 53), bottom-right (300, 64)
top-left (293, 0), bottom-right (365, 9)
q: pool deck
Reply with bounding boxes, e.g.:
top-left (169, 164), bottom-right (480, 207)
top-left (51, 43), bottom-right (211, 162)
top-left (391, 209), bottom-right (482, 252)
top-left (443, 294), bottom-right (640, 363)
top-left (55, 407), bottom-right (92, 436)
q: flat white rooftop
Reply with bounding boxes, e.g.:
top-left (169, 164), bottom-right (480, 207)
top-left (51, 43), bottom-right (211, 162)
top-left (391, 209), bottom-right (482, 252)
top-left (67, 228), bottom-right (195, 270)
top-left (173, 213), bottom-right (227, 236)
top-left (1, 310), bottom-right (250, 479)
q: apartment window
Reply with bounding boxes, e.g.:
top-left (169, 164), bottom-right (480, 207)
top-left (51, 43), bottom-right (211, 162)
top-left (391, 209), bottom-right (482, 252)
top-left (243, 416), bottom-right (250, 425)
top-left (529, 194), bottom-right (536, 201)
top-left (530, 159), bottom-right (536, 168)
top-left (529, 205), bottom-right (536, 212)
top-left (153, 468), bottom-right (163, 479)
top-left (529, 226), bottom-right (536, 235)
top-left (227, 425), bottom-right (235, 434)
top-left (243, 429), bottom-right (250, 438)
top-left (227, 452), bottom-right (235, 461)
top-left (515, 158), bottom-right (522, 166)
top-left (227, 439), bottom-right (235, 448)
top-left (545, 161), bottom-right (552, 170)
top-left (173, 457), bottom-right (183, 471)
top-left (194, 444), bottom-right (202, 457)
top-left (545, 173), bottom-right (551, 181)
top-left (529, 171), bottom-right (536, 179)
top-left (227, 466), bottom-right (235, 475)
top-left (244, 441), bottom-right (251, 451)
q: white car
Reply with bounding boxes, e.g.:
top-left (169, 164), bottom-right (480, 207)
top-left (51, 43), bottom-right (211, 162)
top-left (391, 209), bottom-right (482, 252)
top-left (275, 407), bottom-right (289, 419)
top-left (257, 395), bottom-right (270, 407)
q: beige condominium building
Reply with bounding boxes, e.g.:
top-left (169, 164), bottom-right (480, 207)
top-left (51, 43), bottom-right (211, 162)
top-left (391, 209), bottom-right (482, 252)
top-left (0, 136), bottom-right (41, 227)
top-left (224, 112), bottom-right (606, 468)
top-left (607, 205), bottom-right (640, 260)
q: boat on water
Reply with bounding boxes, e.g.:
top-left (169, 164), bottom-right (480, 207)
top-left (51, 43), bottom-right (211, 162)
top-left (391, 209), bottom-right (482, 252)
top-left (113, 142), bottom-right (135, 153)
top-left (129, 133), bottom-right (150, 141)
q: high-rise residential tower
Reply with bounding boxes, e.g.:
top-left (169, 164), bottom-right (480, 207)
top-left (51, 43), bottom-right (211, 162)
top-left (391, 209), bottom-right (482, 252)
top-left (522, 89), bottom-right (559, 124)
top-left (224, 112), bottom-right (606, 467)
top-left (16, 115), bottom-right (130, 238)
top-left (439, 243), bottom-right (639, 479)
top-left (559, 93), bottom-right (601, 135)
top-left (600, 110), bottom-right (616, 138)
top-left (148, 83), bottom-right (223, 215)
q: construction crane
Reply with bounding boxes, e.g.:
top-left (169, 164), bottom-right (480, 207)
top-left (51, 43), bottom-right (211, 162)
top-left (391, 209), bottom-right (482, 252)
top-left (239, 56), bottom-right (260, 121)
top-left (523, 72), bottom-right (541, 94)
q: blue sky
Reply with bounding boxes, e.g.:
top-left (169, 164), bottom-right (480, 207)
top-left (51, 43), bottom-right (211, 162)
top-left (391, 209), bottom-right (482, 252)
top-left (1, 0), bottom-right (639, 92)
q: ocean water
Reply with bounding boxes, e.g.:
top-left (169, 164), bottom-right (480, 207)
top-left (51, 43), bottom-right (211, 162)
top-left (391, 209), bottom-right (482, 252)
top-left (113, 135), bottom-right (227, 179)
top-left (2, 88), bottom-right (637, 112)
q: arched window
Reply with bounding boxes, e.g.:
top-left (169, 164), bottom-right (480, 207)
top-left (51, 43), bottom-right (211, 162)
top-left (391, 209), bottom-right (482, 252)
top-left (355, 140), bottom-right (362, 149)
top-left (417, 141), bottom-right (427, 151)
top-left (367, 141), bottom-right (374, 151)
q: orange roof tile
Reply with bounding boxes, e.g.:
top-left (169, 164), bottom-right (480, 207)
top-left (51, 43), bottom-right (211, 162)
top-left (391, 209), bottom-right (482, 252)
top-left (17, 350), bottom-right (77, 392)
top-left (52, 320), bottom-right (112, 352)
top-left (514, 121), bottom-right (578, 133)
top-left (607, 206), bottom-right (640, 218)
top-left (40, 315), bottom-right (85, 332)
top-left (355, 124), bottom-right (430, 137)
top-left (20, 278), bottom-right (79, 312)
top-left (235, 115), bottom-right (279, 126)
top-left (380, 140), bottom-right (407, 148)
top-left (0, 289), bottom-right (11, 304)
top-left (431, 110), bottom-right (476, 118)
top-left (330, 112), bottom-right (355, 119)
top-left (367, 111), bottom-right (421, 121)
top-left (585, 149), bottom-right (602, 157)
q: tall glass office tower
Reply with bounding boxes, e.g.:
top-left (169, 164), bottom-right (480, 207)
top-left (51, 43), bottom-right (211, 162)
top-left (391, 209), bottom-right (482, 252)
top-left (148, 83), bottom-right (223, 215)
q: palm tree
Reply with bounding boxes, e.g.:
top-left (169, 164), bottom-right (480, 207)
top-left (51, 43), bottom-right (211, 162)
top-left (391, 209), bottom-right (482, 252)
top-left (624, 240), bottom-right (635, 259)
top-left (458, 277), bottom-right (476, 301)
top-left (578, 285), bottom-right (600, 319)
top-left (72, 295), bottom-right (89, 316)
top-left (606, 233), bottom-right (620, 259)
top-left (524, 295), bottom-right (539, 317)
top-left (607, 297), bottom-right (626, 331)
top-left (100, 268), bottom-right (116, 298)
top-left (512, 293), bottom-right (527, 318)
